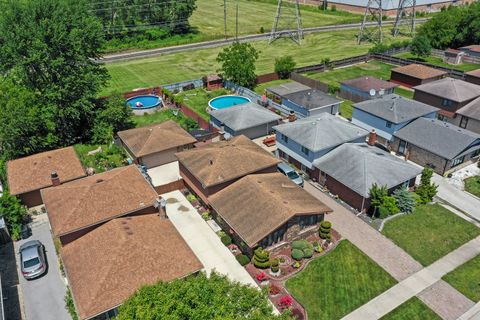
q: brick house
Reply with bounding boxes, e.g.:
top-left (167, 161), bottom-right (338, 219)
top-left (390, 64), bottom-right (447, 88)
top-left (454, 97), bottom-right (480, 134)
top-left (392, 118), bottom-right (480, 175)
top-left (209, 173), bottom-right (332, 254)
top-left (464, 69), bottom-right (480, 86)
top-left (273, 113), bottom-right (369, 178)
top-left (41, 165), bottom-right (202, 319)
top-left (413, 77), bottom-right (480, 121)
top-left (7, 147), bottom-right (86, 208)
top-left (117, 120), bottom-right (196, 169)
top-left (313, 143), bottom-right (422, 212)
top-left (340, 76), bottom-right (398, 102)
top-left (175, 135), bottom-right (280, 204)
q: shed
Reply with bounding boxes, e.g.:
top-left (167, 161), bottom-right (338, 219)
top-left (266, 81), bottom-right (310, 103)
top-left (203, 74), bottom-right (223, 91)
top-left (444, 48), bottom-right (464, 65)
top-left (340, 76), bottom-right (399, 102)
top-left (390, 64), bottom-right (447, 88)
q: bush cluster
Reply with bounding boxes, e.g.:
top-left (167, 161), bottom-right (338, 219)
top-left (221, 234), bottom-right (232, 246)
top-left (252, 247), bottom-right (270, 269)
top-left (291, 240), bottom-right (314, 260)
top-left (368, 40), bottom-right (411, 54)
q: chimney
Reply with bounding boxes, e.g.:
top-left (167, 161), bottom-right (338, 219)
top-left (51, 171), bottom-right (61, 186)
top-left (288, 110), bottom-right (297, 122)
top-left (154, 196), bottom-right (167, 219)
top-left (368, 130), bottom-right (377, 146)
top-left (219, 123), bottom-right (226, 141)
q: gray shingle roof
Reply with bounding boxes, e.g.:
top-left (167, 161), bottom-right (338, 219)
top-left (314, 143), bottom-right (422, 197)
top-left (273, 113), bottom-right (369, 152)
top-left (394, 118), bottom-right (480, 160)
top-left (210, 102), bottom-right (282, 131)
top-left (457, 97), bottom-right (480, 121)
top-left (284, 89), bottom-right (342, 110)
top-left (414, 77), bottom-right (480, 103)
top-left (341, 76), bottom-right (398, 92)
top-left (353, 94), bottom-right (438, 124)
top-left (266, 81), bottom-right (310, 97)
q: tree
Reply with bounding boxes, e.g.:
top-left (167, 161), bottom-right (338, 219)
top-left (217, 42), bottom-right (259, 89)
top-left (411, 35), bottom-right (432, 59)
top-left (0, 193), bottom-right (27, 240)
top-left (415, 168), bottom-right (438, 204)
top-left (116, 272), bottom-right (293, 320)
top-left (369, 183), bottom-right (388, 214)
top-left (393, 187), bottom-right (416, 213)
top-left (275, 56), bottom-right (296, 79)
top-left (0, 0), bottom-right (109, 146)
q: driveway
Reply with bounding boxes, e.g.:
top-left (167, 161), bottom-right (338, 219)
top-left (432, 173), bottom-right (480, 221)
top-left (161, 190), bottom-right (258, 288)
top-left (14, 213), bottom-right (70, 320)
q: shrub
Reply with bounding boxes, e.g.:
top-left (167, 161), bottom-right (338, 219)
top-left (330, 5), bottom-right (336, 12)
top-left (201, 212), bottom-right (210, 221)
top-left (259, 26), bottom-right (265, 34)
top-left (186, 194), bottom-right (197, 202)
top-left (65, 288), bottom-right (79, 320)
top-left (328, 83), bottom-right (340, 95)
top-left (378, 206), bottom-right (390, 219)
top-left (252, 247), bottom-right (270, 269)
top-left (416, 168), bottom-right (438, 204)
top-left (292, 240), bottom-right (311, 251)
top-left (274, 56), bottom-right (296, 79)
top-left (291, 248), bottom-right (304, 261)
top-left (236, 254), bottom-right (250, 266)
top-left (303, 248), bottom-right (314, 259)
top-left (393, 187), bottom-right (416, 213)
top-left (270, 258), bottom-right (280, 273)
top-left (382, 196), bottom-right (399, 215)
top-left (293, 261), bottom-right (301, 268)
top-left (221, 234), bottom-right (232, 246)
top-left (319, 220), bottom-right (332, 240)
top-left (269, 284), bottom-right (281, 295)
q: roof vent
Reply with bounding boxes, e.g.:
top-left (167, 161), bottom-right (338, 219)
top-left (96, 179), bottom-right (104, 183)
top-left (283, 201), bottom-right (289, 204)
top-left (257, 180), bottom-right (262, 184)
top-left (209, 159), bottom-right (214, 165)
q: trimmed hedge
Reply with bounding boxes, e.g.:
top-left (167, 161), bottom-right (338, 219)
top-left (221, 234), bottom-right (232, 246)
top-left (292, 248), bottom-right (304, 261)
top-left (303, 248), bottom-right (314, 259)
top-left (292, 240), bottom-right (312, 251)
top-left (270, 258), bottom-right (280, 273)
top-left (236, 254), bottom-right (250, 266)
top-left (252, 247), bottom-right (270, 269)
top-left (319, 220), bottom-right (332, 240)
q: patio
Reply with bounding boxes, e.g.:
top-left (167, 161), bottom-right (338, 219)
top-left (146, 161), bottom-right (181, 187)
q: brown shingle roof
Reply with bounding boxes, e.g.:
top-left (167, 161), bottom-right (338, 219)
top-left (414, 77), bottom-right (480, 103)
top-left (61, 214), bottom-right (202, 320)
top-left (466, 69), bottom-right (480, 78)
top-left (457, 96), bottom-right (480, 121)
top-left (117, 120), bottom-right (196, 158)
top-left (176, 135), bottom-right (281, 187)
top-left (209, 173), bottom-right (332, 247)
top-left (392, 64), bottom-right (447, 80)
top-left (341, 76), bottom-right (398, 92)
top-left (7, 147), bottom-right (86, 196)
top-left (42, 165), bottom-right (158, 236)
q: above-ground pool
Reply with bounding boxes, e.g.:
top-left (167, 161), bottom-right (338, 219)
top-left (208, 95), bottom-right (251, 110)
top-left (126, 95), bottom-right (163, 115)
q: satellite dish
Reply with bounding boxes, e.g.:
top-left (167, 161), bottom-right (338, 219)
top-left (379, 89), bottom-right (385, 96)
top-left (369, 89), bottom-right (376, 96)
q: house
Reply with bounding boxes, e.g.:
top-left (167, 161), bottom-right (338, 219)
top-left (352, 94), bottom-right (438, 146)
top-left (41, 165), bottom-right (159, 245)
top-left (175, 135), bottom-right (280, 204)
top-left (444, 49), bottom-right (464, 65)
top-left (413, 77), bottom-right (480, 121)
top-left (281, 89), bottom-right (343, 117)
top-left (209, 173), bottom-right (332, 253)
top-left (42, 165), bottom-right (202, 319)
top-left (274, 113), bottom-right (369, 178)
top-left (459, 45), bottom-right (480, 58)
top-left (209, 102), bottom-right (282, 139)
top-left (313, 143), bottom-right (422, 212)
top-left (390, 64), bottom-right (447, 88)
top-left (340, 76), bottom-right (398, 102)
top-left (392, 118), bottom-right (480, 175)
top-left (117, 120), bottom-right (196, 169)
top-left (266, 81), bottom-right (310, 104)
top-left (203, 74), bottom-right (223, 91)
top-left (454, 97), bottom-right (480, 134)
top-left (464, 69), bottom-right (480, 86)
top-left (7, 147), bottom-right (86, 207)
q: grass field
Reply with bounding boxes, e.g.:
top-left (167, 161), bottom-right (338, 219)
top-left (382, 204), bottom-right (480, 266)
top-left (443, 254), bottom-right (480, 302)
top-left (104, 30), bottom-right (407, 95)
top-left (131, 109), bottom-right (195, 129)
top-left (394, 52), bottom-right (479, 72)
top-left (286, 240), bottom-right (397, 320)
top-left (177, 88), bottom-right (230, 120)
top-left (380, 297), bottom-right (440, 320)
top-left (464, 176), bottom-right (480, 198)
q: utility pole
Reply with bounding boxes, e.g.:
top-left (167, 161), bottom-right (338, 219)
top-left (235, 3), bottom-right (239, 41)
top-left (392, 0), bottom-right (416, 37)
top-left (223, 0), bottom-right (227, 40)
top-left (269, 0), bottom-right (303, 45)
top-left (358, 0), bottom-right (383, 44)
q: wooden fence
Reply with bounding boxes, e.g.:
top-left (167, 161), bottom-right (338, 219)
top-left (290, 72), bottom-right (329, 93)
top-left (256, 72), bottom-right (279, 84)
top-left (154, 179), bottom-right (185, 195)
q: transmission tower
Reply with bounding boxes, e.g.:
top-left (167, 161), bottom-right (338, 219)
top-left (269, 0), bottom-right (303, 45)
top-left (392, 0), bottom-right (416, 37)
top-left (358, 0), bottom-right (383, 45)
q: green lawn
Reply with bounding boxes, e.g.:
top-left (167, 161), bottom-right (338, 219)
top-left (339, 100), bottom-right (354, 120)
top-left (464, 176), bottom-right (480, 198)
top-left (131, 108), bottom-right (197, 129)
top-left (73, 144), bottom-right (128, 173)
top-left (394, 87), bottom-right (414, 99)
top-left (380, 297), bottom-right (440, 320)
top-left (286, 240), bottom-right (397, 320)
top-left (394, 52), bottom-right (479, 72)
top-left (103, 29), bottom-right (409, 95)
top-left (443, 254), bottom-right (480, 302)
top-left (382, 204), bottom-right (480, 266)
top-left (177, 88), bottom-right (229, 120)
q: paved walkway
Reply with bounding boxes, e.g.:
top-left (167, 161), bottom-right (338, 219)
top-left (432, 173), bottom-right (480, 221)
top-left (459, 301), bottom-right (480, 320)
top-left (161, 190), bottom-right (257, 288)
top-left (342, 237), bottom-right (480, 320)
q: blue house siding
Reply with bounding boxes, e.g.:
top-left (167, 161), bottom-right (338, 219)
top-left (352, 108), bottom-right (437, 142)
top-left (281, 99), bottom-right (340, 118)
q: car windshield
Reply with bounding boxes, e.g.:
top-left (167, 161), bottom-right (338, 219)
top-left (23, 257), bottom-right (40, 269)
top-left (287, 171), bottom-right (300, 179)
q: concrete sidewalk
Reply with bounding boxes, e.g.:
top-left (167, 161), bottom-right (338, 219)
top-left (161, 190), bottom-right (257, 288)
top-left (342, 237), bottom-right (480, 320)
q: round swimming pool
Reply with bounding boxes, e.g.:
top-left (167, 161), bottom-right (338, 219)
top-left (208, 95), bottom-right (251, 110)
top-left (126, 95), bottom-right (162, 110)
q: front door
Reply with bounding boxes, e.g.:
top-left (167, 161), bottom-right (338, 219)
top-left (398, 140), bottom-right (408, 155)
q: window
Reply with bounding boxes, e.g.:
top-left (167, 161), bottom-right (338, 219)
top-left (299, 215), bottom-right (319, 229)
top-left (301, 146), bottom-right (310, 156)
top-left (472, 149), bottom-right (480, 158)
top-left (398, 140), bottom-right (407, 155)
top-left (281, 134), bottom-right (288, 143)
top-left (438, 114), bottom-right (447, 122)
top-left (452, 156), bottom-right (465, 167)
top-left (386, 121), bottom-right (393, 128)
top-left (442, 99), bottom-right (453, 108)
top-left (459, 116), bottom-right (469, 129)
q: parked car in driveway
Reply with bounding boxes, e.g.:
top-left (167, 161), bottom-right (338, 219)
top-left (20, 240), bottom-right (47, 280)
top-left (277, 162), bottom-right (304, 187)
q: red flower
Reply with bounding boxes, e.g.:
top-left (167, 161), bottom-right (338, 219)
top-left (278, 295), bottom-right (293, 309)
top-left (269, 284), bottom-right (281, 295)
top-left (256, 272), bottom-right (267, 282)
